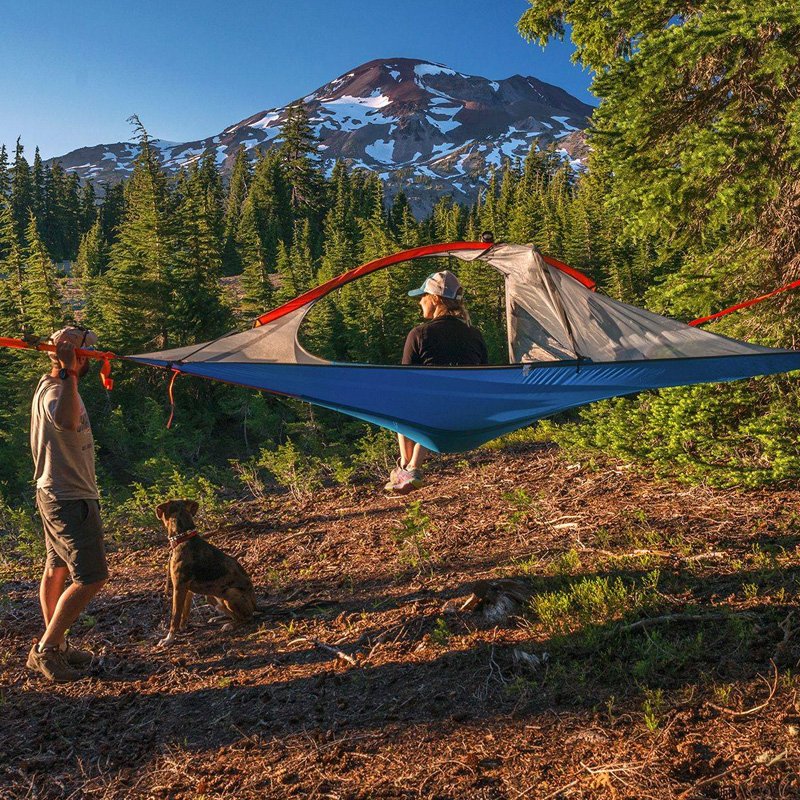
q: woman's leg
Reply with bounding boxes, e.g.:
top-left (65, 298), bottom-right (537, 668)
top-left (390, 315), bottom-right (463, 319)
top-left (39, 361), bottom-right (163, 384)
top-left (397, 434), bottom-right (415, 468)
top-left (406, 442), bottom-right (429, 472)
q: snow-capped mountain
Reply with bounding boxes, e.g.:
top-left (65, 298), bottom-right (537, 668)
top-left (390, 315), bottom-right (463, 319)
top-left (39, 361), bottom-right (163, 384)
top-left (51, 58), bottom-right (593, 215)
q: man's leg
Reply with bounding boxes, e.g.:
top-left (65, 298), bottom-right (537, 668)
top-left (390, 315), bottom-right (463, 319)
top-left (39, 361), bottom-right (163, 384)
top-left (39, 565), bottom-right (69, 627)
top-left (38, 578), bottom-right (107, 650)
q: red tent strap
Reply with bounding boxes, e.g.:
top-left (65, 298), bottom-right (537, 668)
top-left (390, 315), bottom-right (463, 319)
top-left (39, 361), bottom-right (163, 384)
top-left (690, 278), bottom-right (800, 327)
top-left (253, 242), bottom-right (597, 328)
top-left (166, 368), bottom-right (181, 429)
top-left (0, 336), bottom-right (116, 389)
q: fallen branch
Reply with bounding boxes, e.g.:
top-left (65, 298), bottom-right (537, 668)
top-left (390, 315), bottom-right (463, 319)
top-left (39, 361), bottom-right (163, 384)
top-left (93, 597), bottom-right (146, 615)
top-left (677, 762), bottom-right (750, 799)
top-left (684, 551), bottom-right (726, 562)
top-left (290, 636), bottom-right (357, 666)
top-left (708, 660), bottom-right (779, 718)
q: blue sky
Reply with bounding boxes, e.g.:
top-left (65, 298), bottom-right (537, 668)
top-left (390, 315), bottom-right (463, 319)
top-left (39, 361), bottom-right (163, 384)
top-left (2, 0), bottom-right (595, 160)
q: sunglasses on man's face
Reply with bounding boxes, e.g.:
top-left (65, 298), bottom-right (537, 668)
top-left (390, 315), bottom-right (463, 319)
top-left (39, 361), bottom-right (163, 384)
top-left (77, 328), bottom-right (96, 351)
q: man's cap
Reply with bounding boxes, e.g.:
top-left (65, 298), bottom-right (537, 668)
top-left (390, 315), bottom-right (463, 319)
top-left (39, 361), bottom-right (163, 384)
top-left (408, 270), bottom-right (463, 300)
top-left (48, 327), bottom-right (98, 364)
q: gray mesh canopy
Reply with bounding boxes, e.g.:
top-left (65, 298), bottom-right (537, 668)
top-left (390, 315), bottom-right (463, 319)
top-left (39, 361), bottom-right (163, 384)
top-left (134, 243), bottom-right (773, 367)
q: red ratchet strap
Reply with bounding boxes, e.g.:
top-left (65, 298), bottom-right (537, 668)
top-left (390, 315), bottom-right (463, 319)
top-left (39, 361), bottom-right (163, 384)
top-left (0, 336), bottom-right (116, 389)
top-left (166, 368), bottom-right (181, 429)
top-left (690, 278), bottom-right (800, 327)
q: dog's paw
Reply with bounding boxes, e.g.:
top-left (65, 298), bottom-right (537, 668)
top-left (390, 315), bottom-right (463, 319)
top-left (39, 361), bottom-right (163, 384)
top-left (157, 634), bottom-right (175, 648)
top-left (208, 614), bottom-right (230, 624)
top-left (221, 622), bottom-right (235, 632)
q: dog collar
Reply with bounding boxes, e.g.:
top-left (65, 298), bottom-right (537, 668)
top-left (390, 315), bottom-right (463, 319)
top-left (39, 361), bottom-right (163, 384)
top-left (168, 529), bottom-right (198, 548)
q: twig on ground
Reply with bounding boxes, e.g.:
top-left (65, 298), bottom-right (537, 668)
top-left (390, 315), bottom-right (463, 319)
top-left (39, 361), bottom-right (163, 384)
top-left (290, 636), bottom-right (357, 666)
top-left (537, 778), bottom-right (580, 800)
top-left (94, 596), bottom-right (146, 614)
top-left (684, 551), bottom-right (726, 562)
top-left (677, 762), bottom-right (751, 799)
top-left (708, 660), bottom-right (779, 717)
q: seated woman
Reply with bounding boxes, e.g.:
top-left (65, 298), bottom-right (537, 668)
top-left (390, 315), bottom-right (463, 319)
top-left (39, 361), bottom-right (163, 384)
top-left (385, 270), bottom-right (488, 493)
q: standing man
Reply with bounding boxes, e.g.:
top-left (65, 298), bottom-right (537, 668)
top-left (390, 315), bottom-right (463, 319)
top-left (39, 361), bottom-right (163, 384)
top-left (26, 327), bottom-right (108, 682)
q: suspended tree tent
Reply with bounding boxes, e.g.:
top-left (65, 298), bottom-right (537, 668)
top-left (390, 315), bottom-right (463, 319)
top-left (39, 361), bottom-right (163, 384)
top-left (128, 242), bottom-right (800, 453)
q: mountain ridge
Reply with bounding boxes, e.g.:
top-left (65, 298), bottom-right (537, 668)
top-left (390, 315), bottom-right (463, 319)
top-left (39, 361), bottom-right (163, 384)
top-left (49, 58), bottom-right (593, 214)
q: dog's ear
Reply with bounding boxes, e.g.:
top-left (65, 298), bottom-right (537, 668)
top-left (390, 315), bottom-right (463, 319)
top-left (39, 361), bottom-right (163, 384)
top-left (187, 500), bottom-right (199, 517)
top-left (155, 502), bottom-right (169, 521)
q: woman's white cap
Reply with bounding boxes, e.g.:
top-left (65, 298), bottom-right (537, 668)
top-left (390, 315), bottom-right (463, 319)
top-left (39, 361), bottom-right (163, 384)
top-left (408, 270), bottom-right (463, 299)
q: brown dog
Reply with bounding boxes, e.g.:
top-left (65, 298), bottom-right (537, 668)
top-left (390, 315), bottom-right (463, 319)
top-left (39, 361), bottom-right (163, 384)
top-left (156, 499), bottom-right (257, 647)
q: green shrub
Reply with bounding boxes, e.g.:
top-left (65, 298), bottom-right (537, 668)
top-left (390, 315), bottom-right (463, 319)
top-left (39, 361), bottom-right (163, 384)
top-left (351, 427), bottom-right (396, 479)
top-left (392, 500), bottom-right (432, 569)
top-left (543, 376), bottom-right (800, 487)
top-left (0, 498), bottom-right (43, 570)
top-left (258, 438), bottom-right (324, 501)
top-left (110, 469), bottom-right (225, 529)
top-left (532, 570), bottom-right (661, 634)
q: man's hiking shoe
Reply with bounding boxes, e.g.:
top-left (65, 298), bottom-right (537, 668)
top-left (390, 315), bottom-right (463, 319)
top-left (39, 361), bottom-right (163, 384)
top-left (62, 639), bottom-right (93, 668)
top-left (26, 641), bottom-right (83, 683)
top-left (386, 467), bottom-right (424, 494)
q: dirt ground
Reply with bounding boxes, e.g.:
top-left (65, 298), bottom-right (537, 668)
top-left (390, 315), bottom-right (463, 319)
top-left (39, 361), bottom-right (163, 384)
top-left (1, 443), bottom-right (799, 799)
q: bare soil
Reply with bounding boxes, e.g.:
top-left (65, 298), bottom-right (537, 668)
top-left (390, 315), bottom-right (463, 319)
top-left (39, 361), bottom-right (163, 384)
top-left (2, 443), bottom-right (799, 799)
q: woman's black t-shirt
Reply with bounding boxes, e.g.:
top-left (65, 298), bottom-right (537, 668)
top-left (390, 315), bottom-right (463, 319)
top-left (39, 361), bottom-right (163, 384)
top-left (402, 316), bottom-right (489, 366)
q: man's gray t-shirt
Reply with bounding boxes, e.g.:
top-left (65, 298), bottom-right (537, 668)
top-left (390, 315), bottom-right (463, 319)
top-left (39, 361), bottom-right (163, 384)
top-left (30, 375), bottom-right (99, 501)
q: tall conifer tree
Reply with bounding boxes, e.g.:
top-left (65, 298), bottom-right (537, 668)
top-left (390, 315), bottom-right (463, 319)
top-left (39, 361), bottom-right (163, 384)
top-left (222, 146), bottom-right (251, 275)
top-left (23, 212), bottom-right (63, 332)
top-left (99, 116), bottom-right (176, 350)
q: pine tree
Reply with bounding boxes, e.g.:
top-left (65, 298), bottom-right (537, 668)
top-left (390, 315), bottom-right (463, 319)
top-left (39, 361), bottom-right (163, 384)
top-left (388, 191), bottom-right (419, 247)
top-left (0, 145), bottom-right (9, 199)
top-left (222, 146), bottom-right (251, 275)
top-left (0, 203), bottom-right (27, 332)
top-left (10, 139), bottom-right (32, 245)
top-left (99, 182), bottom-right (125, 245)
top-left (74, 218), bottom-right (109, 281)
top-left (98, 116), bottom-right (176, 351)
top-left (519, 0), bottom-right (800, 331)
top-left (238, 197), bottom-right (276, 318)
top-left (23, 212), bottom-right (63, 332)
top-left (171, 163), bottom-right (231, 343)
top-left (276, 218), bottom-right (315, 302)
top-left (79, 181), bottom-right (97, 235)
top-left (279, 102), bottom-right (321, 212)
top-left (31, 148), bottom-right (46, 223)
top-left (518, 0), bottom-right (800, 484)
top-left (74, 219), bottom-right (109, 327)
top-left (305, 163), bottom-right (356, 359)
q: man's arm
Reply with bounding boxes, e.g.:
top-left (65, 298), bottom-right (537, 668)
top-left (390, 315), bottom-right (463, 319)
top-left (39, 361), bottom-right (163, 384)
top-left (52, 341), bottom-right (82, 432)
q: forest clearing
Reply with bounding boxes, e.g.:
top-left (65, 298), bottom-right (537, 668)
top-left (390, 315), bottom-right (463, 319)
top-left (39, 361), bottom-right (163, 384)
top-left (2, 443), bottom-right (799, 798)
top-left (3, 3), bottom-right (800, 798)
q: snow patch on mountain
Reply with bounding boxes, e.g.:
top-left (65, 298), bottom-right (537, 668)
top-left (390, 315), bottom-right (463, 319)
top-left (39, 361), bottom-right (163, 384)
top-left (550, 115), bottom-right (579, 131)
top-left (365, 138), bottom-right (395, 163)
top-left (414, 63), bottom-right (459, 78)
top-left (251, 112), bottom-right (281, 129)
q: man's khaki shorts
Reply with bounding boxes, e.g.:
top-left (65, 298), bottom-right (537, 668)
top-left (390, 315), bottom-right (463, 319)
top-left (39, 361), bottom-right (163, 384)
top-left (36, 491), bottom-right (108, 585)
